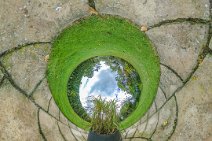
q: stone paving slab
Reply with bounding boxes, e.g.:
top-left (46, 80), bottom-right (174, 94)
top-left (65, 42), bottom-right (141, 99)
top-left (39, 109), bottom-right (65, 141)
top-left (0, 0), bottom-right (89, 54)
top-left (48, 97), bottom-right (60, 120)
top-left (95, 0), bottom-right (210, 25)
top-left (33, 79), bottom-right (52, 112)
top-left (57, 122), bottom-right (77, 141)
top-left (71, 128), bottom-right (87, 141)
top-left (1, 44), bottom-right (51, 94)
top-left (147, 23), bottom-right (209, 80)
top-left (0, 81), bottom-right (41, 141)
top-left (154, 88), bottom-right (166, 111)
top-left (122, 86), bottom-right (177, 140)
top-left (125, 63), bottom-right (183, 135)
top-left (59, 111), bottom-right (69, 125)
top-left (160, 65), bottom-right (183, 98)
top-left (151, 97), bottom-right (177, 141)
top-left (171, 55), bottom-right (212, 141)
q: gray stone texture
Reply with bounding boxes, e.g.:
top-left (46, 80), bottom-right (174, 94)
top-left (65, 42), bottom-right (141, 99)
top-left (58, 122), bottom-right (77, 141)
top-left (95, 0), bottom-right (210, 25)
top-left (147, 23), bottom-right (209, 80)
top-left (0, 0), bottom-right (89, 54)
top-left (39, 108), bottom-right (87, 141)
top-left (0, 81), bottom-right (41, 141)
top-left (39, 105), bottom-right (87, 141)
top-left (59, 111), bottom-right (69, 125)
top-left (152, 97), bottom-right (177, 141)
top-left (160, 65), bottom-right (183, 98)
top-left (71, 128), bottom-right (87, 141)
top-left (48, 97), bottom-right (60, 120)
top-left (155, 87), bottom-right (167, 108)
top-left (33, 79), bottom-right (52, 111)
top-left (1, 44), bottom-right (51, 94)
top-left (39, 109), bottom-right (65, 141)
top-left (171, 55), bottom-right (212, 141)
top-left (134, 110), bottom-right (159, 138)
top-left (123, 86), bottom-right (177, 140)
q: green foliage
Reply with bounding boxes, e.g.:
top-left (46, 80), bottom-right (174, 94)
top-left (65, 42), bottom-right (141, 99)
top-left (90, 96), bottom-right (119, 134)
top-left (67, 56), bottom-right (141, 122)
top-left (67, 58), bottom-right (100, 122)
top-left (120, 101), bottom-right (136, 120)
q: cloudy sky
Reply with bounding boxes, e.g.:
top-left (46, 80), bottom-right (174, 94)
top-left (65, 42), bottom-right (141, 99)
top-left (79, 61), bottom-right (133, 114)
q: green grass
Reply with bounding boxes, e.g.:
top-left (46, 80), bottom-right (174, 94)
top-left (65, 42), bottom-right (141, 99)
top-left (90, 96), bottom-right (119, 134)
top-left (47, 15), bottom-right (160, 131)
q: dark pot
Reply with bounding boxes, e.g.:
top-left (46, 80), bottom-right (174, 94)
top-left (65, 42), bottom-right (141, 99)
top-left (87, 130), bottom-right (122, 141)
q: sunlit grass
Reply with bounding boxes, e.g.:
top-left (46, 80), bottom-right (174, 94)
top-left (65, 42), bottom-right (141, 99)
top-left (47, 15), bottom-right (160, 131)
top-left (90, 96), bottom-right (119, 134)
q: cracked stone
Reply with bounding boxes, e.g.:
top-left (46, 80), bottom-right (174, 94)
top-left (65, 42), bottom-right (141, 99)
top-left (82, 132), bottom-right (88, 141)
top-left (147, 23), bottom-right (209, 80)
top-left (143, 112), bottom-right (159, 138)
top-left (0, 0), bottom-right (89, 54)
top-left (135, 118), bottom-right (148, 137)
top-left (0, 81), bottom-right (41, 141)
top-left (131, 100), bottom-right (156, 129)
top-left (48, 98), bottom-right (60, 120)
top-left (39, 109), bottom-right (64, 141)
top-left (68, 121), bottom-right (79, 131)
top-left (155, 87), bottom-right (167, 108)
top-left (71, 128), bottom-right (87, 141)
top-left (151, 97), bottom-right (177, 141)
top-left (124, 127), bottom-right (137, 138)
top-left (127, 88), bottom-right (175, 140)
top-left (58, 122), bottom-right (77, 141)
top-left (32, 78), bottom-right (52, 111)
top-left (95, 0), bottom-right (210, 25)
top-left (1, 44), bottom-right (51, 94)
top-left (122, 131), bottom-right (127, 139)
top-left (160, 65), bottom-right (183, 98)
top-left (137, 87), bottom-right (165, 127)
top-left (59, 111), bottom-right (69, 125)
top-left (171, 55), bottom-right (212, 141)
top-left (133, 109), bottom-right (159, 139)
top-left (76, 127), bottom-right (88, 139)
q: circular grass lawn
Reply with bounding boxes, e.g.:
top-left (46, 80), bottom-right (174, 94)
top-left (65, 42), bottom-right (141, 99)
top-left (47, 15), bottom-right (160, 131)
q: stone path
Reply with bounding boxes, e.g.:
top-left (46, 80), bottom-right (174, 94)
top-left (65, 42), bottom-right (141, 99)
top-left (0, 0), bottom-right (211, 141)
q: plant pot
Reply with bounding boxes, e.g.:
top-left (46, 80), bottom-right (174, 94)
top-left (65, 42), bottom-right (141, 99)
top-left (87, 130), bottom-right (122, 141)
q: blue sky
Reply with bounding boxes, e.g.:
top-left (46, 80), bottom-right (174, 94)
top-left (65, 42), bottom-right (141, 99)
top-left (79, 61), bottom-right (133, 115)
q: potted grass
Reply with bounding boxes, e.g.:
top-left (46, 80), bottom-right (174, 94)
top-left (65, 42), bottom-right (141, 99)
top-left (87, 96), bottom-right (122, 141)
